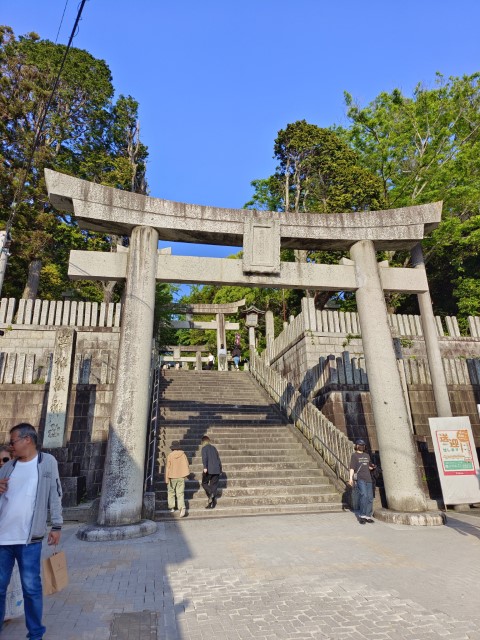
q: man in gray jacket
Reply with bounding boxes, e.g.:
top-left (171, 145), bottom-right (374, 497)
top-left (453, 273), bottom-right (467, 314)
top-left (0, 423), bottom-right (63, 640)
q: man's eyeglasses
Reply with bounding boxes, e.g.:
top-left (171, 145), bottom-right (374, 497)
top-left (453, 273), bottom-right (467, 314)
top-left (1, 457), bottom-right (10, 463)
top-left (9, 436), bottom-right (27, 446)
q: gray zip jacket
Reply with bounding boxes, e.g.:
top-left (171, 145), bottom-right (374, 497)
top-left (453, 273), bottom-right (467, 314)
top-left (0, 451), bottom-right (63, 544)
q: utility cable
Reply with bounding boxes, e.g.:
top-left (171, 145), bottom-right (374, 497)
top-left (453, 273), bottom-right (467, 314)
top-left (55, 0), bottom-right (71, 44)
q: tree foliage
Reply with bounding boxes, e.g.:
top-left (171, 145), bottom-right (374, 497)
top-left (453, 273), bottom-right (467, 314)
top-left (342, 73), bottom-right (480, 321)
top-left (245, 120), bottom-right (384, 311)
top-left (0, 26), bottom-right (148, 301)
top-left (246, 120), bottom-right (384, 215)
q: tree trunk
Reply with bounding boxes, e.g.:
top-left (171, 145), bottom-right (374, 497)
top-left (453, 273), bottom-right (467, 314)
top-left (101, 280), bottom-right (117, 304)
top-left (22, 259), bottom-right (42, 300)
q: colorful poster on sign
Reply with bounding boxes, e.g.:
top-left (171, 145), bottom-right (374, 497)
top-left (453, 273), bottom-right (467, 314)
top-left (429, 416), bottom-right (480, 506)
top-left (436, 429), bottom-right (476, 476)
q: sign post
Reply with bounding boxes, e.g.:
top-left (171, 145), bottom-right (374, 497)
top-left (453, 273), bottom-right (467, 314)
top-left (429, 417), bottom-right (480, 506)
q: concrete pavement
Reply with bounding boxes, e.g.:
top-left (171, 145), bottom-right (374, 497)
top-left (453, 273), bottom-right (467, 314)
top-left (2, 509), bottom-right (480, 639)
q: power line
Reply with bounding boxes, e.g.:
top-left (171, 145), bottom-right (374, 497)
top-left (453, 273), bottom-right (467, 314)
top-left (0, 0), bottom-right (89, 295)
top-left (55, 0), bottom-right (71, 44)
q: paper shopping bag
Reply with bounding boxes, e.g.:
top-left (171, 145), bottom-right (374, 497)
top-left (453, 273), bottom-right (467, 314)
top-left (42, 550), bottom-right (68, 595)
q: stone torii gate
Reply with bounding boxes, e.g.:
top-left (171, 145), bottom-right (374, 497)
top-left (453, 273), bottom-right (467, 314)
top-left (45, 169), bottom-right (448, 537)
top-left (168, 299), bottom-right (245, 366)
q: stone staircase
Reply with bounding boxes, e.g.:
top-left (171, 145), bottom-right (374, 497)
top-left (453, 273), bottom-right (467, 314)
top-left (154, 369), bottom-right (345, 519)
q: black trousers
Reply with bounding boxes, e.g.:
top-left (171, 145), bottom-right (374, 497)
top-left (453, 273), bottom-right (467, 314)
top-left (202, 472), bottom-right (220, 499)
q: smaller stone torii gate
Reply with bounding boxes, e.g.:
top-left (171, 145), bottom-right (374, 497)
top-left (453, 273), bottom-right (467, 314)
top-left (168, 299), bottom-right (245, 365)
top-left (45, 169), bottom-right (449, 538)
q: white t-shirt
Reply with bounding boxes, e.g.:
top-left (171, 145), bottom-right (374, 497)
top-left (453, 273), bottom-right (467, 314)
top-left (0, 456), bottom-right (38, 544)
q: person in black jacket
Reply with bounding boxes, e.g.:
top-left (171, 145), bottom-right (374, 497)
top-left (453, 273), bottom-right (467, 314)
top-left (201, 436), bottom-right (222, 509)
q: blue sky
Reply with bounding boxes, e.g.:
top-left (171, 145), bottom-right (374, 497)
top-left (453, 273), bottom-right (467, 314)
top-left (3, 0), bottom-right (480, 267)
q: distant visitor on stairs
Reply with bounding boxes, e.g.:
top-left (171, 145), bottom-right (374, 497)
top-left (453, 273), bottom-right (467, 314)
top-left (201, 436), bottom-right (223, 509)
top-left (165, 441), bottom-right (190, 517)
top-left (218, 344), bottom-right (227, 371)
top-left (232, 346), bottom-right (241, 370)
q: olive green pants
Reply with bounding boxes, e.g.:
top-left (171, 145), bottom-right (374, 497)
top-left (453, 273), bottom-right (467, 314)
top-left (167, 478), bottom-right (185, 510)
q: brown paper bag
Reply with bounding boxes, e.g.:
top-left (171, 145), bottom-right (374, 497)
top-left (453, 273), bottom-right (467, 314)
top-left (42, 550), bottom-right (68, 595)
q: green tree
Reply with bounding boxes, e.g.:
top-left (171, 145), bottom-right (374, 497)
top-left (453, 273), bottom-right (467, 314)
top-left (0, 26), bottom-right (148, 301)
top-left (246, 120), bottom-right (384, 310)
top-left (343, 73), bottom-right (480, 321)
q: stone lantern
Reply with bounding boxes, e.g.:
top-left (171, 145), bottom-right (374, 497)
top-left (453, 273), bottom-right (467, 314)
top-left (241, 305), bottom-right (265, 353)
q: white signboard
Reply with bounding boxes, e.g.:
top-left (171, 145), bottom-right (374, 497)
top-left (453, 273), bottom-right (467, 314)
top-left (429, 416), bottom-right (480, 506)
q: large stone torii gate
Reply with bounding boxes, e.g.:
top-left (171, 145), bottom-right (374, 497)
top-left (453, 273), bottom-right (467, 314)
top-left (45, 169), bottom-right (449, 537)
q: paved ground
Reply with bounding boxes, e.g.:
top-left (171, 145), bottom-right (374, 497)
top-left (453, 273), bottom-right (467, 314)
top-left (3, 509), bottom-right (480, 640)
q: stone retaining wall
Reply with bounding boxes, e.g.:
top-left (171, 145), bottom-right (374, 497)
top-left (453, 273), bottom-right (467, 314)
top-left (0, 310), bottom-right (120, 504)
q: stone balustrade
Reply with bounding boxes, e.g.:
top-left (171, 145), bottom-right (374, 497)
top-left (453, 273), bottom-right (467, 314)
top-left (0, 297), bottom-right (122, 328)
top-left (269, 307), bottom-right (480, 366)
top-left (250, 350), bottom-right (354, 485)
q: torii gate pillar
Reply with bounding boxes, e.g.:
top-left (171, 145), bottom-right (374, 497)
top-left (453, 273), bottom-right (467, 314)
top-left (351, 240), bottom-right (427, 512)
top-left (90, 226), bottom-right (159, 535)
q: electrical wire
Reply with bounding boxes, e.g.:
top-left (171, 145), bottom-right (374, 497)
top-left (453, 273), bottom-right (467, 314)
top-left (55, 0), bottom-right (71, 44)
top-left (1, 0), bottom-right (88, 259)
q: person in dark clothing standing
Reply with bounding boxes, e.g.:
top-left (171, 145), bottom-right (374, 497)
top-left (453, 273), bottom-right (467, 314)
top-left (201, 436), bottom-right (222, 509)
top-left (348, 439), bottom-right (376, 524)
top-left (231, 346), bottom-right (241, 370)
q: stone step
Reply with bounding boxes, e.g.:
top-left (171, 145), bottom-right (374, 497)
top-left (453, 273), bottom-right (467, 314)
top-left (161, 442), bottom-right (304, 451)
top-left (154, 501), bottom-right (345, 520)
top-left (156, 491), bottom-right (341, 509)
top-left (162, 426), bottom-right (287, 435)
top-left (155, 369), bottom-right (343, 519)
top-left (160, 444), bottom-right (304, 454)
top-left (178, 454), bottom-right (312, 464)
top-left (159, 418), bottom-right (284, 433)
top-left (157, 468), bottom-right (326, 481)
top-left (155, 482), bottom-right (332, 499)
top-left (161, 437), bottom-right (298, 446)
top-left (182, 461), bottom-right (323, 471)
top-left (154, 474), bottom-right (326, 489)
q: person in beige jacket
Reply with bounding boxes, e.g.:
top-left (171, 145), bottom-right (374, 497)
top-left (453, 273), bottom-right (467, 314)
top-left (165, 441), bottom-right (190, 517)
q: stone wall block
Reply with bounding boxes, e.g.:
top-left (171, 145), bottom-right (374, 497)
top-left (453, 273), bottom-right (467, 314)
top-left (16, 299), bottom-right (26, 324)
top-left (77, 301), bottom-right (85, 327)
top-left (99, 303), bottom-right (106, 327)
top-left (54, 301), bottom-right (63, 326)
top-left (0, 298), bottom-right (7, 323)
top-left (61, 476), bottom-right (86, 508)
top-left (47, 301), bottom-right (56, 325)
top-left (69, 301), bottom-right (77, 326)
top-left (106, 303), bottom-right (114, 327)
top-left (83, 302), bottom-right (91, 326)
top-left (61, 301), bottom-right (70, 326)
top-left (114, 303), bottom-right (122, 327)
top-left (40, 300), bottom-right (49, 325)
top-left (4, 353), bottom-right (16, 383)
top-left (344, 312), bottom-right (353, 334)
top-left (5, 298), bottom-right (15, 324)
top-left (32, 299), bottom-right (42, 325)
top-left (343, 351), bottom-right (353, 385)
top-left (13, 354), bottom-right (26, 384)
top-left (435, 316), bottom-right (445, 336)
top-left (91, 302), bottom-right (99, 327)
top-left (43, 447), bottom-right (70, 463)
top-left (24, 299), bottom-right (34, 325)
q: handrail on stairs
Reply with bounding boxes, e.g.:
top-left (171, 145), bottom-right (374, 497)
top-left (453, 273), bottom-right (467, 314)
top-left (144, 358), bottom-right (162, 493)
top-left (250, 351), bottom-right (354, 485)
